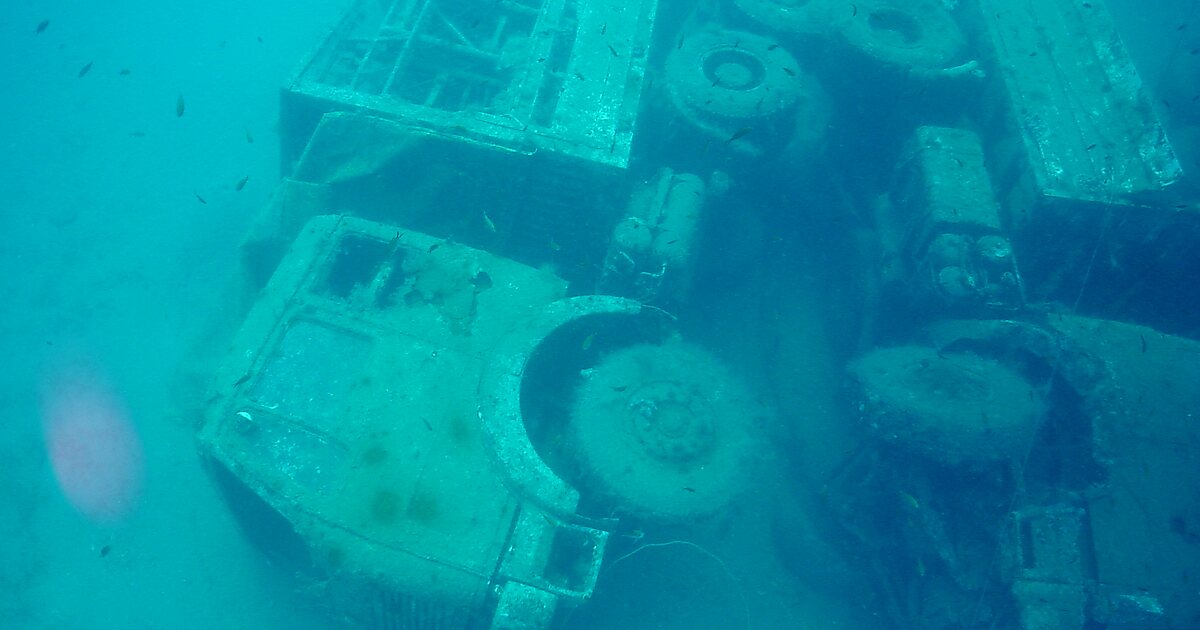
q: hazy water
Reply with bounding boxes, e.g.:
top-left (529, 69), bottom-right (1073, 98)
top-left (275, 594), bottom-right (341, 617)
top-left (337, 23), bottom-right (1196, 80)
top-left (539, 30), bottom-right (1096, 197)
top-left (1, 2), bottom-right (347, 627)
top-left (2, 0), bottom-right (1198, 628)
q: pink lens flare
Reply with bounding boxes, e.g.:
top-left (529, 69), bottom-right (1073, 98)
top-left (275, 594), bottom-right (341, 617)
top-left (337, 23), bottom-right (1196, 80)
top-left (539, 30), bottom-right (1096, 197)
top-left (42, 367), bottom-right (143, 523)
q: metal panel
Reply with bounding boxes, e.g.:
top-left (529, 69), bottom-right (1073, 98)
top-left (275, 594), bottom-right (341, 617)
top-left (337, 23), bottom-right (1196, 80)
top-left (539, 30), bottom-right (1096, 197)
top-left (285, 0), bottom-right (657, 169)
top-left (199, 215), bottom-right (604, 628)
top-left (979, 0), bottom-right (1180, 204)
top-left (976, 0), bottom-right (1200, 333)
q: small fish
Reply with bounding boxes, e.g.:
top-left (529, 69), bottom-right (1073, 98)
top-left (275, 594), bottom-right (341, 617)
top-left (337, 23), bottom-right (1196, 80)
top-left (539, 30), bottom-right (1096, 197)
top-left (1085, 143), bottom-right (1097, 151)
top-left (898, 491), bottom-right (920, 510)
top-left (99, 545), bottom-right (111, 558)
top-left (482, 211), bottom-right (496, 233)
top-left (232, 373), bottom-right (251, 387)
top-left (176, 94), bottom-right (186, 117)
top-left (682, 486), bottom-right (696, 493)
top-left (851, 4), bottom-right (858, 17)
top-left (128, 131), bottom-right (146, 137)
top-left (256, 35), bottom-right (264, 44)
top-left (725, 126), bottom-right (753, 144)
top-left (611, 385), bottom-right (628, 392)
top-left (781, 67), bottom-right (796, 76)
top-left (665, 239), bottom-right (678, 245)
top-left (1140, 334), bottom-right (1147, 353)
top-left (244, 129), bottom-right (254, 143)
top-left (421, 417), bottom-right (433, 431)
top-left (36, 19), bottom-right (50, 34)
top-left (119, 68), bottom-right (131, 76)
top-left (234, 175), bottom-right (249, 191)
top-left (677, 35), bottom-right (685, 50)
top-left (548, 238), bottom-right (561, 252)
top-left (574, 72), bottom-right (586, 81)
top-left (767, 44), bottom-right (779, 51)
top-left (581, 332), bottom-right (596, 351)
top-left (607, 43), bottom-right (619, 57)
top-left (428, 242), bottom-right (441, 252)
top-left (1029, 51), bottom-right (1038, 57)
top-left (78, 61), bottom-right (94, 78)
top-left (601, 23), bottom-right (607, 35)
top-left (194, 192), bottom-right (207, 205)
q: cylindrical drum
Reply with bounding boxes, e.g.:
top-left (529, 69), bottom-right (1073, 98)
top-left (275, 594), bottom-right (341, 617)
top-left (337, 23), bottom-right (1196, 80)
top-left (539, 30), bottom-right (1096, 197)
top-left (664, 29), bottom-right (823, 159)
top-left (569, 340), bottom-right (763, 522)
top-left (835, 0), bottom-right (970, 81)
top-left (847, 345), bottom-right (1045, 465)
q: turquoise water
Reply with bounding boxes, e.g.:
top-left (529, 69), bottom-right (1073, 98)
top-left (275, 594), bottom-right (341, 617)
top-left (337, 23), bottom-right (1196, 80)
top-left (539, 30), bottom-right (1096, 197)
top-left (1, 3), bottom-right (345, 628)
top-left (2, 1), bottom-right (1199, 628)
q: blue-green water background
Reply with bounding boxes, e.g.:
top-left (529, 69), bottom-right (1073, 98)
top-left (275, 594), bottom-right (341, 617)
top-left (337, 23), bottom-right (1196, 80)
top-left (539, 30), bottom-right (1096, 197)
top-left (0, 1), bottom-right (1197, 628)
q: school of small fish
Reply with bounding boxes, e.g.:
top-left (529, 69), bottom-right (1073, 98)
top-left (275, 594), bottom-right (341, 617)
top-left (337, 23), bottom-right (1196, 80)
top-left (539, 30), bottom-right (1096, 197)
top-left (36, 17), bottom-right (261, 207)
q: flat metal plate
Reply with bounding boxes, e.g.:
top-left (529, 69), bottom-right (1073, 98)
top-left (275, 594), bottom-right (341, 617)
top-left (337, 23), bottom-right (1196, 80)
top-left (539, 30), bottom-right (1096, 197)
top-left (287, 0), bottom-right (657, 168)
top-left (199, 215), bottom-right (571, 610)
top-left (980, 0), bottom-right (1181, 203)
